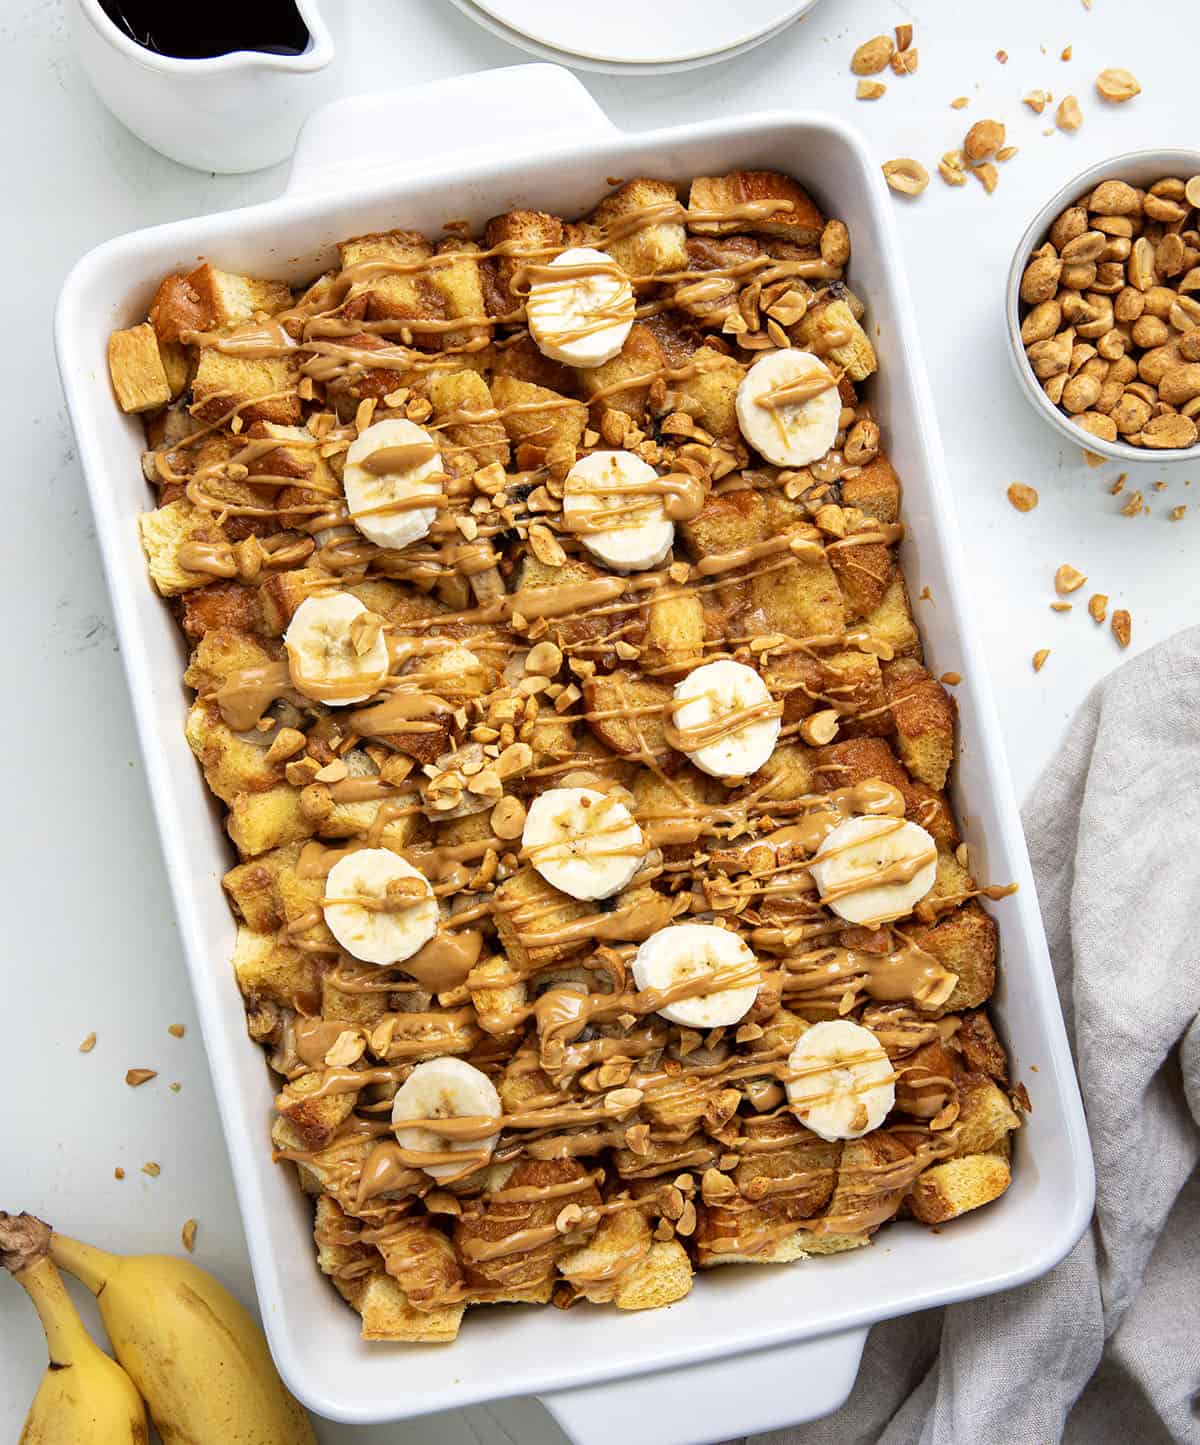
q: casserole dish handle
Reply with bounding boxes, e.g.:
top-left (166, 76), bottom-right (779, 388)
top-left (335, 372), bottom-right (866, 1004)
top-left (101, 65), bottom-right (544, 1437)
top-left (285, 63), bottom-right (617, 196)
top-left (538, 1326), bottom-right (869, 1444)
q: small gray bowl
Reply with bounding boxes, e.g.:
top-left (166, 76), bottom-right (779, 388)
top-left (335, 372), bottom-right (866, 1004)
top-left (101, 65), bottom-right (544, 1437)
top-left (1006, 147), bottom-right (1200, 464)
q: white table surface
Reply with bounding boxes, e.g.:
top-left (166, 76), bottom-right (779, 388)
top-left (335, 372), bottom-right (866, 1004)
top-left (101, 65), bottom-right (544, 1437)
top-left (3, 0), bottom-right (1197, 1439)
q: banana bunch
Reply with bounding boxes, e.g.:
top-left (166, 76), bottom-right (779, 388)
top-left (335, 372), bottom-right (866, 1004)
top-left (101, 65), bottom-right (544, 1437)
top-left (1, 1211), bottom-right (316, 1444)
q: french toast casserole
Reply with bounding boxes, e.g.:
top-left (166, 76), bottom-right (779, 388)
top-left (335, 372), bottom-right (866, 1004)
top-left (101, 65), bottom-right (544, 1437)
top-left (108, 169), bottom-right (1022, 1342)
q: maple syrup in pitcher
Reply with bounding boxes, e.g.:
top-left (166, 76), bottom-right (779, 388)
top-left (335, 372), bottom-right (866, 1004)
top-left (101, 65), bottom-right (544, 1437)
top-left (98, 0), bottom-right (310, 59)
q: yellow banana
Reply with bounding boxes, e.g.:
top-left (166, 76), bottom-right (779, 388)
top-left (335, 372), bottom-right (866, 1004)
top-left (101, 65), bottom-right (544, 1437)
top-left (0, 1212), bottom-right (147, 1445)
top-left (49, 1230), bottom-right (316, 1445)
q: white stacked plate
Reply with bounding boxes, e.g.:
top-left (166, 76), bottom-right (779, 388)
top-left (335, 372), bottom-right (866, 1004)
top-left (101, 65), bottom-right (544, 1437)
top-left (446, 0), bottom-right (823, 75)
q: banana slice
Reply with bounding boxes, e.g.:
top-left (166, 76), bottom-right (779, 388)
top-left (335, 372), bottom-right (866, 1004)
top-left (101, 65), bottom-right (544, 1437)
top-left (323, 848), bottom-right (439, 965)
top-left (670, 659), bottom-right (781, 779)
top-left (736, 348), bottom-right (841, 467)
top-left (786, 1019), bottom-right (895, 1142)
top-left (343, 418), bottom-right (444, 549)
top-left (632, 922), bottom-right (761, 1028)
top-left (392, 1057), bottom-right (503, 1181)
top-left (809, 814), bottom-right (937, 926)
top-left (562, 450), bottom-right (675, 572)
top-left (522, 786), bottom-right (645, 901)
top-left (284, 591), bottom-right (390, 706)
top-left (526, 246), bottom-right (635, 368)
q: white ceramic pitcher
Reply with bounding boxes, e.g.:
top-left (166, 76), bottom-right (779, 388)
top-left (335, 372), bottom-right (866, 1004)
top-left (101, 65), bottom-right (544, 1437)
top-left (68, 0), bottom-right (338, 173)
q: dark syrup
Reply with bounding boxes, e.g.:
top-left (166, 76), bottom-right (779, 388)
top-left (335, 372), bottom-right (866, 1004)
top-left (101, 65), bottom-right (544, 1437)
top-left (98, 0), bottom-right (310, 59)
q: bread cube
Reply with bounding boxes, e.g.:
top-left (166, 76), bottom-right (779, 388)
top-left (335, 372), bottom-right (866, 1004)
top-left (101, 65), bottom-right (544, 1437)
top-left (614, 1240), bottom-right (693, 1310)
top-left (908, 1153), bottom-right (1011, 1224)
top-left (191, 349), bottom-right (301, 427)
top-left (860, 572), bottom-right (920, 659)
top-left (429, 368), bottom-right (509, 470)
top-left (687, 171), bottom-right (824, 247)
top-left (358, 1271), bottom-right (465, 1342)
top-left (593, 178), bottom-right (687, 277)
top-left (137, 499), bottom-right (231, 596)
top-left (232, 925), bottom-right (320, 1005)
top-left (454, 1159), bottom-right (601, 1289)
top-left (576, 324), bottom-right (667, 423)
top-left (185, 699), bottom-right (285, 804)
top-left (493, 866), bottom-right (592, 971)
top-left (799, 299), bottom-right (877, 381)
top-left (883, 658), bottom-right (956, 790)
top-left (338, 229), bottom-right (443, 330)
top-left (952, 1072), bottom-right (1021, 1157)
top-left (957, 1009), bottom-right (1009, 1083)
top-left (583, 668), bottom-right (673, 761)
top-left (150, 263), bottom-right (290, 342)
top-left (482, 209), bottom-right (564, 315)
top-left (489, 374), bottom-right (587, 455)
top-left (109, 323), bottom-right (171, 413)
top-left (227, 784), bottom-right (312, 857)
top-left (671, 347), bottom-right (745, 441)
top-left (642, 586), bottom-right (705, 677)
top-left (842, 454), bottom-right (902, 524)
top-left (907, 901), bottom-right (998, 1014)
top-left (277, 1068), bottom-right (357, 1149)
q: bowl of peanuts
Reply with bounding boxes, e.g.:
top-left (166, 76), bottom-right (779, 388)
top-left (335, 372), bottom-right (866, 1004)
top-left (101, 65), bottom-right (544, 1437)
top-left (1007, 149), bottom-right (1200, 462)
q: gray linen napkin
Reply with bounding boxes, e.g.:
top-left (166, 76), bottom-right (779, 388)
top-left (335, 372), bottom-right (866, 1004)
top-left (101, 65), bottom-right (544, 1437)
top-left (748, 627), bottom-right (1200, 1445)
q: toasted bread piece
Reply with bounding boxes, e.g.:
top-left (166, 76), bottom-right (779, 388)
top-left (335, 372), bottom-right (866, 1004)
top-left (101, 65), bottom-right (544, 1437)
top-left (576, 323), bottom-right (668, 423)
top-left (811, 736), bottom-right (958, 847)
top-left (429, 237), bottom-right (490, 350)
top-left (893, 1039), bottom-right (959, 1120)
top-left (614, 1240), bottom-right (693, 1310)
top-left (680, 484), bottom-right (765, 560)
top-left (559, 1206), bottom-right (652, 1302)
top-left (338, 230), bottom-right (445, 332)
top-left (358, 1271), bottom-right (465, 1342)
top-left (227, 784), bottom-right (312, 858)
top-left (454, 1159), bottom-right (601, 1289)
top-left (908, 1152), bottom-right (1010, 1224)
top-left (688, 171), bottom-right (824, 247)
top-left (489, 374), bottom-right (587, 455)
top-left (735, 1114), bottom-right (841, 1218)
top-left (828, 534), bottom-right (894, 621)
top-left (952, 1072), bottom-right (1021, 1157)
top-left (186, 263), bottom-right (291, 330)
top-left (493, 866), bottom-right (592, 972)
top-left (907, 901), bottom-right (998, 1014)
top-left (191, 349), bottom-right (301, 427)
top-left (678, 234), bottom-right (765, 325)
top-left (469, 954), bottom-right (528, 1039)
top-left (429, 368), bottom-right (509, 471)
top-left (799, 299), bottom-right (877, 382)
top-left (750, 545), bottom-right (846, 639)
top-left (109, 323), bottom-right (172, 413)
top-left (183, 625), bottom-right (277, 692)
top-left (841, 454), bottom-right (902, 524)
top-left (137, 499), bottom-right (230, 596)
top-left (583, 668), bottom-right (673, 761)
top-left (320, 968), bottom-right (390, 1031)
top-left (232, 925), bottom-right (320, 1005)
top-left (482, 209), bottom-right (564, 315)
top-left (593, 177), bottom-right (687, 277)
top-left (671, 346), bottom-right (745, 441)
top-left (223, 847), bottom-right (293, 934)
top-left (180, 581), bottom-right (264, 640)
top-left (313, 1194), bottom-right (372, 1306)
top-left (491, 333), bottom-right (577, 394)
top-left (861, 572), bottom-right (920, 659)
top-left (276, 1069), bottom-right (357, 1148)
top-left (185, 699), bottom-right (285, 804)
top-left (742, 742), bottom-right (818, 802)
top-left (826, 1130), bottom-right (914, 1232)
top-left (612, 1131), bottom-right (718, 1180)
top-left (958, 1009), bottom-right (1009, 1083)
top-left (377, 1219), bottom-right (465, 1309)
top-left (642, 585), bottom-right (705, 677)
top-left (883, 658), bottom-right (956, 790)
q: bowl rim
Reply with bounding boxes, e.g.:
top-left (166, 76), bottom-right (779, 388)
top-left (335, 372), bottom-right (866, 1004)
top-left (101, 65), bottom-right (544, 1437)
top-left (1005, 146), bottom-right (1200, 465)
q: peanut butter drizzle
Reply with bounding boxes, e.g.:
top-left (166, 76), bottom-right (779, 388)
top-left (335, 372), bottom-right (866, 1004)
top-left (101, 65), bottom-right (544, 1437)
top-left (755, 369), bottom-right (837, 409)
top-left (149, 180), bottom-right (1024, 1297)
top-left (181, 318), bottom-right (297, 358)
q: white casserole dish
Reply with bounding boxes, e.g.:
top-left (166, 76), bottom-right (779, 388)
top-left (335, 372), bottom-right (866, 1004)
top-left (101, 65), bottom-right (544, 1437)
top-left (55, 64), bottom-right (1094, 1445)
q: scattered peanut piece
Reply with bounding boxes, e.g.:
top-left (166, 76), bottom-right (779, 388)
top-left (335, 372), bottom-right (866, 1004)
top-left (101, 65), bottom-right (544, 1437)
top-left (1110, 474), bottom-right (1126, 495)
top-left (1055, 564), bottom-right (1087, 594)
top-left (1050, 602), bottom-right (1073, 612)
top-left (1088, 593), bottom-right (1108, 623)
top-left (114, 1167), bottom-right (125, 1181)
top-left (894, 23), bottom-right (913, 50)
top-left (167, 1023), bottom-right (185, 1039)
top-left (882, 158), bottom-right (930, 196)
top-left (997, 146), bottom-right (1019, 162)
top-left (170, 1082), bottom-right (182, 1092)
top-left (939, 152), bottom-right (967, 186)
top-left (1170, 505), bottom-right (1188, 521)
top-left (1061, 44), bottom-right (1073, 61)
top-left (1111, 610), bottom-right (1131, 648)
top-left (940, 671), bottom-right (962, 685)
top-left (891, 48), bottom-right (918, 75)
top-left (142, 1162), bottom-right (161, 1178)
top-left (973, 164), bottom-right (999, 194)
top-left (1024, 90), bottom-right (1048, 114)
top-left (965, 119), bottom-right (1005, 161)
top-left (1152, 481), bottom-right (1167, 493)
top-left (181, 1219), bottom-right (198, 1253)
top-left (950, 96), bottom-right (969, 109)
top-left (1033, 649), bottom-right (1051, 672)
top-left (856, 80), bottom-right (887, 100)
top-left (1121, 491), bottom-right (1144, 517)
top-left (996, 49), bottom-right (1008, 64)
top-left (1096, 68), bottom-right (1140, 103)
top-left (78, 1032), bottom-right (97, 1053)
top-left (851, 35), bottom-right (894, 74)
top-left (1056, 95), bottom-right (1083, 131)
top-left (1083, 450), bottom-right (1105, 468)
top-left (125, 1068), bottom-right (157, 1087)
top-left (1007, 482), bottom-right (1039, 512)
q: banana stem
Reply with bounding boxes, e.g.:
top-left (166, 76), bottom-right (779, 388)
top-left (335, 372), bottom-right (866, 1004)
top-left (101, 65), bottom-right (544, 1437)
top-left (0, 1214), bottom-right (93, 1368)
top-left (47, 1233), bottom-right (117, 1296)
